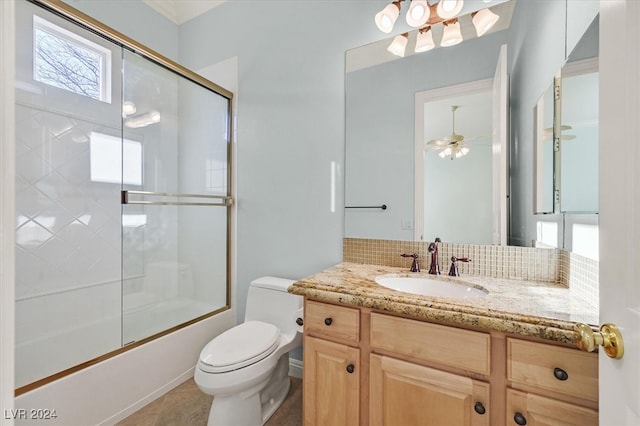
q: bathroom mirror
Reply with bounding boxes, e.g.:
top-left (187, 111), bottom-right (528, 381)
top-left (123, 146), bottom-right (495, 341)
top-left (345, 0), bottom-right (599, 245)
top-left (559, 15), bottom-right (599, 213)
top-left (533, 80), bottom-right (556, 214)
top-left (533, 15), bottom-right (599, 215)
top-left (344, 1), bottom-right (514, 243)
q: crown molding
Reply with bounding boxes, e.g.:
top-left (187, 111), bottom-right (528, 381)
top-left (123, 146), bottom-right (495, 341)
top-left (143, 0), bottom-right (225, 25)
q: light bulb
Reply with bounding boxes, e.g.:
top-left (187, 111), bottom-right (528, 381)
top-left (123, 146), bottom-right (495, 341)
top-left (375, 2), bottom-right (401, 33)
top-left (122, 101), bottom-right (136, 117)
top-left (472, 8), bottom-right (500, 37)
top-left (387, 33), bottom-right (409, 57)
top-left (415, 27), bottom-right (435, 53)
top-left (406, 0), bottom-right (430, 27)
top-left (441, 19), bottom-right (463, 47)
top-left (436, 0), bottom-right (464, 19)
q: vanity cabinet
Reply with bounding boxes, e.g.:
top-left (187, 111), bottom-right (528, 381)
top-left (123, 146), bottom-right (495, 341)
top-left (369, 313), bottom-right (491, 426)
top-left (505, 338), bottom-right (598, 425)
top-left (302, 299), bottom-right (598, 426)
top-left (303, 300), bottom-right (361, 426)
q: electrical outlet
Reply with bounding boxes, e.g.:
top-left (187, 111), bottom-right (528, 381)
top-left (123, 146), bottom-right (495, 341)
top-left (401, 218), bottom-right (413, 230)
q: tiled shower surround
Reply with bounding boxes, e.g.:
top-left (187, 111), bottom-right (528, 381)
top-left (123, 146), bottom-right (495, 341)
top-left (343, 238), bottom-right (599, 309)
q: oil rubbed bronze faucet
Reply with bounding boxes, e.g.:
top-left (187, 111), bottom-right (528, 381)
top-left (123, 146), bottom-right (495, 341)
top-left (427, 237), bottom-right (442, 275)
top-left (448, 256), bottom-right (471, 277)
top-left (400, 253), bottom-right (420, 272)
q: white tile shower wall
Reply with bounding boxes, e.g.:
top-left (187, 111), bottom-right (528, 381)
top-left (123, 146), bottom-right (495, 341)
top-left (15, 106), bottom-right (122, 301)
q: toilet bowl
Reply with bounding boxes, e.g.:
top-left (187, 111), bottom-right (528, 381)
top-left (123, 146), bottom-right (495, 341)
top-left (195, 277), bottom-right (303, 426)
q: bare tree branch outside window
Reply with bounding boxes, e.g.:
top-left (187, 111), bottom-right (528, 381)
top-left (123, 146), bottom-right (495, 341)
top-left (34, 28), bottom-right (102, 101)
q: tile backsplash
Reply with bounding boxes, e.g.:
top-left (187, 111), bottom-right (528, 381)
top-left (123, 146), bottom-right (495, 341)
top-left (343, 238), bottom-right (598, 309)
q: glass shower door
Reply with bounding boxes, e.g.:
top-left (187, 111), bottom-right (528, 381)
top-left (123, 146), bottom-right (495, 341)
top-left (120, 50), bottom-right (231, 344)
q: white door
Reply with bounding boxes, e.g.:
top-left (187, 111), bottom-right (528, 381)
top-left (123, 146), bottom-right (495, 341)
top-left (599, 0), bottom-right (640, 423)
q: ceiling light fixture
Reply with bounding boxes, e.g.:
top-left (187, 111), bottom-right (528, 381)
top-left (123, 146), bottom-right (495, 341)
top-left (125, 110), bottom-right (161, 128)
top-left (436, 0), bottom-right (464, 20)
top-left (472, 8), bottom-right (500, 36)
top-left (441, 18), bottom-right (463, 47)
top-left (376, 1), bottom-right (500, 56)
top-left (438, 144), bottom-right (470, 159)
top-left (375, 1), bottom-right (402, 33)
top-left (122, 101), bottom-right (137, 117)
top-left (387, 32), bottom-right (409, 57)
top-left (406, 0), bottom-right (430, 27)
top-left (414, 26), bottom-right (435, 53)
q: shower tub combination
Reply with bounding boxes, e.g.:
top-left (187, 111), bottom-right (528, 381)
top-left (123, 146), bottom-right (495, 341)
top-left (14, 0), bottom-right (233, 394)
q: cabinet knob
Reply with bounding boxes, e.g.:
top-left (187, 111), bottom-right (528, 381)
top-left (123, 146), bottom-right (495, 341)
top-left (513, 412), bottom-right (527, 425)
top-left (473, 401), bottom-right (486, 415)
top-left (553, 367), bottom-right (568, 381)
top-left (324, 317), bottom-right (333, 326)
top-left (295, 317), bottom-right (303, 326)
top-left (346, 364), bottom-right (355, 374)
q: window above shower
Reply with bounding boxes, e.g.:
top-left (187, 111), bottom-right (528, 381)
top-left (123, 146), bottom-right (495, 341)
top-left (33, 15), bottom-right (112, 103)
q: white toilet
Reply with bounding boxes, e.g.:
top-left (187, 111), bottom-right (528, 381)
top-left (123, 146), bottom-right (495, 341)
top-left (195, 276), bottom-right (303, 426)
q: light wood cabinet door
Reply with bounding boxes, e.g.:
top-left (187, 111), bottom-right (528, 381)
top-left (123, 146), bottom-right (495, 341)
top-left (303, 335), bottom-right (360, 426)
top-left (370, 354), bottom-right (490, 426)
top-left (506, 389), bottom-right (598, 426)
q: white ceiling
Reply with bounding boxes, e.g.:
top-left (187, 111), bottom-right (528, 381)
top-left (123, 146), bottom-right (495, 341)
top-left (143, 0), bottom-right (225, 25)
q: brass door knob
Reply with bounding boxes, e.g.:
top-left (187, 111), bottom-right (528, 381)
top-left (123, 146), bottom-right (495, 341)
top-left (575, 323), bottom-right (624, 359)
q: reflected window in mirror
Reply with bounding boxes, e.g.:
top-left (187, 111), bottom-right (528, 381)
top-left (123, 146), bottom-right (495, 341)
top-left (559, 59), bottom-right (598, 213)
top-left (535, 220), bottom-right (558, 249)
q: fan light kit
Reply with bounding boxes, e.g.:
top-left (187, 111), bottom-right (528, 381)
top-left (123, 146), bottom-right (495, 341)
top-left (375, 0), bottom-right (500, 57)
top-left (427, 105), bottom-right (471, 160)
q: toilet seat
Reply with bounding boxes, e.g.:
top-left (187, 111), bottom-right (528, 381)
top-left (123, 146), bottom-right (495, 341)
top-left (199, 321), bottom-right (280, 374)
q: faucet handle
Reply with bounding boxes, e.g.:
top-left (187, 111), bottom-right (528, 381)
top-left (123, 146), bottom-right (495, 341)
top-left (448, 256), bottom-right (471, 276)
top-left (400, 253), bottom-right (420, 272)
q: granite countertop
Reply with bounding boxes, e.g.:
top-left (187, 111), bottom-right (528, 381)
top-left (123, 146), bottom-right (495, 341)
top-left (288, 262), bottom-right (599, 346)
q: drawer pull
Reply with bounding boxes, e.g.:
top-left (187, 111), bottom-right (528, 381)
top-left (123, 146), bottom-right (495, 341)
top-left (324, 317), bottom-right (333, 326)
top-left (346, 364), bottom-right (355, 374)
top-left (473, 401), bottom-right (486, 415)
top-left (513, 412), bottom-right (527, 425)
top-left (553, 367), bottom-right (569, 381)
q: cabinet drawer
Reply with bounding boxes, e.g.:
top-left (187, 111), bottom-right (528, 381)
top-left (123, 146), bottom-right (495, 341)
top-left (370, 313), bottom-right (490, 375)
top-left (506, 388), bottom-right (598, 425)
top-left (507, 338), bottom-right (598, 402)
top-left (305, 300), bottom-right (360, 343)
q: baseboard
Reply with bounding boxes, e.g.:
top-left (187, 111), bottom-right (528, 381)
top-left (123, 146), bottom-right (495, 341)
top-left (289, 358), bottom-right (303, 379)
top-left (101, 367), bottom-right (195, 425)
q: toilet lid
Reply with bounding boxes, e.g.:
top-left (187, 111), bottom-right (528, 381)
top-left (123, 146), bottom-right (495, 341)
top-left (199, 321), bottom-right (280, 373)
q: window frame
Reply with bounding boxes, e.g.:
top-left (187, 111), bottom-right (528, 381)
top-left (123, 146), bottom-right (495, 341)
top-left (33, 14), bottom-right (112, 103)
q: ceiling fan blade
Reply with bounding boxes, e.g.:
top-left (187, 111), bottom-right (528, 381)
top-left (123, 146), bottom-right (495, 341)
top-left (426, 138), bottom-right (452, 146)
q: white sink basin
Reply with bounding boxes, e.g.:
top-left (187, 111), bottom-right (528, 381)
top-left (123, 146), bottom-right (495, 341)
top-left (375, 275), bottom-right (488, 299)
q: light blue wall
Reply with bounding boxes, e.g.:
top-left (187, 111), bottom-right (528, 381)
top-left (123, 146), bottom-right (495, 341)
top-left (62, 0), bottom-right (179, 61)
top-left (177, 1), bottom-right (391, 324)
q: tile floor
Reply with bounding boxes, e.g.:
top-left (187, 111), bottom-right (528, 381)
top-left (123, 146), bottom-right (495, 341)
top-left (116, 377), bottom-right (302, 426)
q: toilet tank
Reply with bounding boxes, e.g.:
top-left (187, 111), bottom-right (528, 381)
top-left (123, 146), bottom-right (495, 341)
top-left (244, 277), bottom-right (302, 334)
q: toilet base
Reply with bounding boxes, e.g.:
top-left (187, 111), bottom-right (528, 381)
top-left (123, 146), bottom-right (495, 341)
top-left (206, 355), bottom-right (291, 426)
